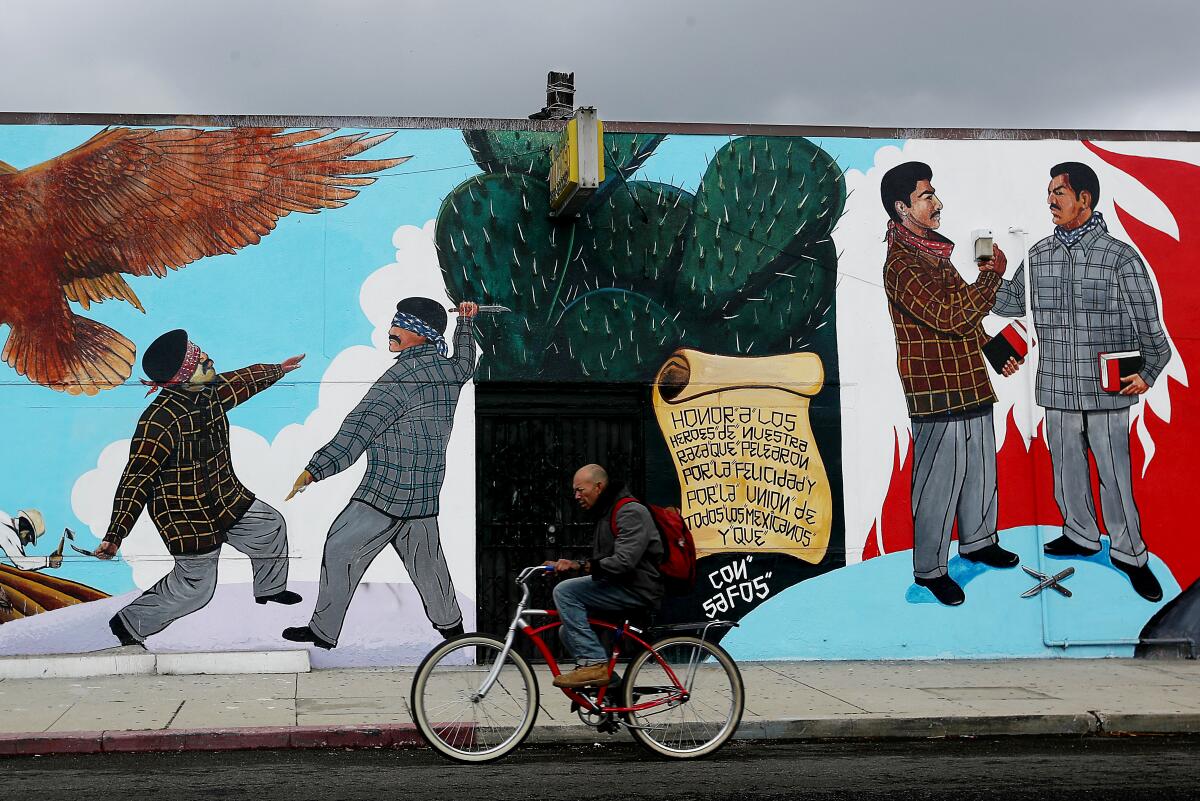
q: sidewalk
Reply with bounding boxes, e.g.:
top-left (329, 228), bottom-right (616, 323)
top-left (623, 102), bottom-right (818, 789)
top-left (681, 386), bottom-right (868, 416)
top-left (0, 657), bottom-right (1198, 756)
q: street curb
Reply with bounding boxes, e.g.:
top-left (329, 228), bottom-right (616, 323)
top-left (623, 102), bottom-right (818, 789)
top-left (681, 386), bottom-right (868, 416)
top-left (735, 714), bottom-right (1098, 740)
top-left (1095, 713), bottom-right (1200, 735)
top-left (2, 713), bottom-right (1199, 757)
top-left (0, 724), bottom-right (420, 757)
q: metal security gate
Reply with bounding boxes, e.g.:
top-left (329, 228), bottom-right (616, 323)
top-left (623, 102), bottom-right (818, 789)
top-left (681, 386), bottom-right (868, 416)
top-left (475, 383), bottom-right (648, 661)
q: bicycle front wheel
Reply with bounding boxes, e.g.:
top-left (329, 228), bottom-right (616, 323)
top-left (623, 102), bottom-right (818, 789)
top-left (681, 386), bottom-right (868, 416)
top-left (410, 633), bottom-right (539, 763)
top-left (623, 634), bottom-right (744, 759)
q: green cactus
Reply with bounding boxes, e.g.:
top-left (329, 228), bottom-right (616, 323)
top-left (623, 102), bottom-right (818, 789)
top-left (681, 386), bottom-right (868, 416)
top-left (435, 132), bottom-right (845, 382)
top-left (544, 289), bottom-right (684, 381)
top-left (463, 130), bottom-right (559, 177)
top-left (711, 238), bottom-right (838, 355)
top-left (463, 129), bottom-right (666, 186)
top-left (567, 181), bottom-right (694, 301)
top-left (436, 172), bottom-right (569, 377)
top-left (675, 137), bottom-right (844, 316)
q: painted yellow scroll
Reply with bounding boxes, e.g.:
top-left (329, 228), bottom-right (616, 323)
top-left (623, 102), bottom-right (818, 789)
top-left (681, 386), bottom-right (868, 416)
top-left (653, 349), bottom-right (831, 562)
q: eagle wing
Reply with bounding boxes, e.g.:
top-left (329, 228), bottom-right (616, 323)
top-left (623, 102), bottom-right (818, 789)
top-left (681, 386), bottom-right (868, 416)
top-left (0, 127), bottom-right (408, 394)
top-left (12, 126), bottom-right (410, 305)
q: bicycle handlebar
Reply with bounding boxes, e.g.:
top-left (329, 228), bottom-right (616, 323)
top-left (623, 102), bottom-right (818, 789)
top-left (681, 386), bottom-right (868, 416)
top-left (516, 564), bottom-right (555, 584)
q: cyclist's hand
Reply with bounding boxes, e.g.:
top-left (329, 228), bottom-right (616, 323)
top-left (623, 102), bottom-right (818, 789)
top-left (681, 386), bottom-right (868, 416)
top-left (552, 558), bottom-right (579, 573)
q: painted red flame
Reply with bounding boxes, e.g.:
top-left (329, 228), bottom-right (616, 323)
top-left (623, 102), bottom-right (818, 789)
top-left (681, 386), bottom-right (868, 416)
top-left (865, 143), bottom-right (1200, 588)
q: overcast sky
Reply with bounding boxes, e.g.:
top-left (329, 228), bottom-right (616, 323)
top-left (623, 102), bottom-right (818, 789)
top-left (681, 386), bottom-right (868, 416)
top-left (0, 0), bottom-right (1197, 130)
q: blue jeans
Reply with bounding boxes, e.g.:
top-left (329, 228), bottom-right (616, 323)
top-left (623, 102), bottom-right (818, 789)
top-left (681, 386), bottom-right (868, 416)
top-left (552, 576), bottom-right (647, 666)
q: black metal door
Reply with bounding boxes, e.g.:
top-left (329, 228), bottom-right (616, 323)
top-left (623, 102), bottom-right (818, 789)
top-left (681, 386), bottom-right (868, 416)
top-left (475, 383), bottom-right (647, 661)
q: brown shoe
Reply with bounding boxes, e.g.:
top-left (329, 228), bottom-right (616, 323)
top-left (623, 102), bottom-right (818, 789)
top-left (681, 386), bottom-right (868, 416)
top-left (553, 663), bottom-right (611, 689)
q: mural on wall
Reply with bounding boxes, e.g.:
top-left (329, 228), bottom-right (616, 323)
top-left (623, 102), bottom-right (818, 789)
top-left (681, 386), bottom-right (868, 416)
top-left (879, 160), bottom-right (1023, 607)
top-left (0, 120), bottom-right (1196, 665)
top-left (97, 333), bottom-right (306, 648)
top-left (0, 127), bottom-right (408, 395)
top-left (435, 131), bottom-right (848, 629)
top-left (282, 298), bottom-right (479, 650)
top-left (1, 509), bottom-right (108, 622)
top-left (993, 159), bottom-right (1171, 604)
top-left (436, 133), bottom-right (843, 381)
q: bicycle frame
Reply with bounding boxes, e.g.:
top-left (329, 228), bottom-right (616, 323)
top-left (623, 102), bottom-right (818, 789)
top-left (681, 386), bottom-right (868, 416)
top-left (472, 566), bottom-right (725, 716)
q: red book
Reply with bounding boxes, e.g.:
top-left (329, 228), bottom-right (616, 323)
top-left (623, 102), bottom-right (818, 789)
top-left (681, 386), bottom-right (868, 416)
top-left (983, 321), bottom-right (1031, 374)
top-left (1100, 351), bottom-right (1143, 392)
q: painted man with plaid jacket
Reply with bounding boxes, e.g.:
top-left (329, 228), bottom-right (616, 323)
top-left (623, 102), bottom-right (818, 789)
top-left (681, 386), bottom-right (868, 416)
top-left (994, 162), bottom-right (1171, 602)
top-left (283, 298), bottom-right (478, 649)
top-left (881, 161), bottom-right (1021, 607)
top-left (96, 329), bottom-right (305, 648)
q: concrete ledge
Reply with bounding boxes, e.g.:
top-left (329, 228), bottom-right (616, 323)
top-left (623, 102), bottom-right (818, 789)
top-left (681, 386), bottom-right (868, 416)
top-left (0, 653), bottom-right (157, 679)
top-left (0, 724), bottom-right (420, 757)
top-left (0, 650), bottom-right (310, 679)
top-left (155, 650), bottom-right (309, 676)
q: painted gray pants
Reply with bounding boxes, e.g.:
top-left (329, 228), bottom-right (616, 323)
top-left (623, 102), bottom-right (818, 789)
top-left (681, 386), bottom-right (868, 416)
top-left (911, 409), bottom-right (999, 580)
top-left (1045, 407), bottom-right (1148, 567)
top-left (308, 500), bottom-right (462, 646)
top-left (117, 499), bottom-right (289, 641)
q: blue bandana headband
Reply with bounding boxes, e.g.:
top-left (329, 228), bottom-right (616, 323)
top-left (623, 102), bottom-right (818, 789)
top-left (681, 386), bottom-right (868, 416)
top-left (391, 311), bottom-right (448, 356)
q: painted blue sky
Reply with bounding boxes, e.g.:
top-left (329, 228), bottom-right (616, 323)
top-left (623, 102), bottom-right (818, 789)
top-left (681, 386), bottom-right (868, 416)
top-left (0, 126), bottom-right (894, 593)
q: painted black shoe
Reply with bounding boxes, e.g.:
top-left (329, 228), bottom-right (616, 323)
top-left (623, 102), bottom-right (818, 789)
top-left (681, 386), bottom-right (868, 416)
top-left (914, 575), bottom-right (965, 606)
top-left (1112, 560), bottom-right (1163, 603)
top-left (108, 615), bottom-right (141, 647)
top-left (282, 626), bottom-right (334, 649)
top-left (962, 543), bottom-right (1020, 568)
top-left (437, 622), bottom-right (465, 640)
top-left (1043, 535), bottom-right (1101, 557)
top-left (257, 590), bottom-right (303, 605)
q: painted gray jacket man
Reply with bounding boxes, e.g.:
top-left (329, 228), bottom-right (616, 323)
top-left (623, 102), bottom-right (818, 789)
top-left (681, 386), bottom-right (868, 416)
top-left (284, 298), bottom-right (478, 650)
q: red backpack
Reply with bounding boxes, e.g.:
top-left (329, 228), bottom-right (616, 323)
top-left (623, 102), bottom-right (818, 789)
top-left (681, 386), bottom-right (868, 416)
top-left (611, 498), bottom-right (698, 593)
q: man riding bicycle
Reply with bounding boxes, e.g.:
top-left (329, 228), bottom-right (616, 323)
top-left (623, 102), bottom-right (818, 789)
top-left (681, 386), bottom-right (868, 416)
top-left (545, 464), bottom-right (664, 689)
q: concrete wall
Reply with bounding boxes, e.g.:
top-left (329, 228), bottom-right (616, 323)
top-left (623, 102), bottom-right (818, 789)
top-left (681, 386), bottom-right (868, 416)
top-left (0, 118), bottom-right (1196, 665)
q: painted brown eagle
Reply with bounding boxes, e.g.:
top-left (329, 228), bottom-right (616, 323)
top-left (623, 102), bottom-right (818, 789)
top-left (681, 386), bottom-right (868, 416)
top-left (0, 126), bottom-right (409, 395)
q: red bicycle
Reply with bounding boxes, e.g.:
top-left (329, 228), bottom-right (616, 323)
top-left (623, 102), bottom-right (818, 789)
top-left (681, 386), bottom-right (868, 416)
top-left (410, 565), bottom-right (744, 762)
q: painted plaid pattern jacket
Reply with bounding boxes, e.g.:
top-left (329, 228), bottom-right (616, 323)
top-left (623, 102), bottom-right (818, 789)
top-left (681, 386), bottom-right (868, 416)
top-left (993, 221), bottom-right (1171, 411)
top-left (884, 234), bottom-right (1000, 417)
top-left (306, 318), bottom-right (476, 518)
top-left (103, 364), bottom-right (285, 555)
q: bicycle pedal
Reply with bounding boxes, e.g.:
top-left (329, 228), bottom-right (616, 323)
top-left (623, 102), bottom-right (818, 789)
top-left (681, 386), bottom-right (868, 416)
top-left (596, 716), bottom-right (621, 735)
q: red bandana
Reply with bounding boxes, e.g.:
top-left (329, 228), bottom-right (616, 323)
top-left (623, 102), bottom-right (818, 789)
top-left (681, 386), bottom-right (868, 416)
top-left (885, 220), bottom-right (955, 260)
top-left (141, 341), bottom-right (202, 396)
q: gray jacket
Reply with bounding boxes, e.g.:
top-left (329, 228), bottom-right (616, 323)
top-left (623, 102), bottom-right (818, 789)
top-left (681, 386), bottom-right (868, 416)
top-left (994, 220), bottom-right (1171, 411)
top-left (307, 318), bottom-right (476, 518)
top-left (591, 489), bottom-right (664, 607)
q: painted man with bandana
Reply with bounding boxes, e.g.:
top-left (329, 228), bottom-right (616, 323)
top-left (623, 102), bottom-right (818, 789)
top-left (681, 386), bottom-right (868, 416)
top-left (994, 162), bottom-right (1172, 602)
top-left (283, 298), bottom-right (478, 649)
top-left (95, 330), bottom-right (306, 648)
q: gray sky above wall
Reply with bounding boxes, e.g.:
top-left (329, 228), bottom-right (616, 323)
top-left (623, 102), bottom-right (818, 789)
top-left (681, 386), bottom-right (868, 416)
top-left (1, 0), bottom-right (1197, 130)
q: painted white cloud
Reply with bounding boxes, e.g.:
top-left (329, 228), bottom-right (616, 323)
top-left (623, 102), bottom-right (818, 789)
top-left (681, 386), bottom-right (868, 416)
top-left (71, 221), bottom-right (477, 594)
top-left (835, 140), bottom-right (1188, 563)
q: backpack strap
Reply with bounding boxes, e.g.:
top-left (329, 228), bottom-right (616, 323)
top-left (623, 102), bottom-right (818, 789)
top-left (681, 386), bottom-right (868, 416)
top-left (609, 497), bottom-right (638, 537)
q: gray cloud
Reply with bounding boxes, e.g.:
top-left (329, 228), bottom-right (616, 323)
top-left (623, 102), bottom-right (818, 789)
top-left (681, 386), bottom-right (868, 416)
top-left (1, 0), bottom-right (1197, 130)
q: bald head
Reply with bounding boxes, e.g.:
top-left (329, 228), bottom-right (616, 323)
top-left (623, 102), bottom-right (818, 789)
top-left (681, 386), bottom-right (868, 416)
top-left (572, 463), bottom-right (609, 510)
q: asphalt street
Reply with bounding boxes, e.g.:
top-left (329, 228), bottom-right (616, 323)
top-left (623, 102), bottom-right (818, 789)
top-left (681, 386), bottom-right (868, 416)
top-left (3, 736), bottom-right (1198, 800)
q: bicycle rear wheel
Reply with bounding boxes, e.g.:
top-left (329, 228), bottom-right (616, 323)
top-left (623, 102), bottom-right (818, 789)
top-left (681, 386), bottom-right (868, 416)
top-left (622, 635), bottom-right (744, 759)
top-left (410, 633), bottom-right (539, 763)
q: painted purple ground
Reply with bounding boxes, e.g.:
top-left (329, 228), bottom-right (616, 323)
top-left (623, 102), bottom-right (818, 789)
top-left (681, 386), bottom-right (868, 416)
top-left (0, 582), bottom-right (475, 668)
